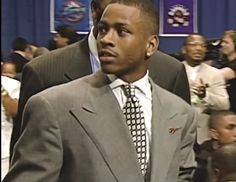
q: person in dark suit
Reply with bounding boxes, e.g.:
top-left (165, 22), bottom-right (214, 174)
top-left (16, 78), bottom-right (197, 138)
top-left (210, 143), bottom-right (236, 182)
top-left (6, 37), bottom-right (32, 73)
top-left (4, 1), bottom-right (196, 181)
top-left (10, 0), bottom-right (190, 159)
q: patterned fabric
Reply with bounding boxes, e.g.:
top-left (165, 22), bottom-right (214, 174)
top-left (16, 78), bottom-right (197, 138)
top-left (122, 84), bottom-right (147, 175)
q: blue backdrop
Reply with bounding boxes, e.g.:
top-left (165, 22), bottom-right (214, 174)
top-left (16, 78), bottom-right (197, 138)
top-left (1, 0), bottom-right (236, 57)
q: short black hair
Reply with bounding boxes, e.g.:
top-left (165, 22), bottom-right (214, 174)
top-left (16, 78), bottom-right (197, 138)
top-left (183, 33), bottom-right (206, 46)
top-left (55, 25), bottom-right (79, 44)
top-left (108, 0), bottom-right (159, 35)
top-left (11, 37), bottom-right (29, 51)
top-left (208, 110), bottom-right (236, 129)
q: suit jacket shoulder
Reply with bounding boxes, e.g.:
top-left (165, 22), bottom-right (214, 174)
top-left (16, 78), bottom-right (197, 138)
top-left (26, 37), bottom-right (92, 86)
top-left (148, 50), bottom-right (190, 103)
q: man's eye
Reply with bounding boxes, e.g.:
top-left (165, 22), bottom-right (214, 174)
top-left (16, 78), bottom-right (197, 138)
top-left (117, 28), bottom-right (129, 36)
top-left (98, 24), bottom-right (107, 34)
top-left (227, 124), bottom-right (236, 130)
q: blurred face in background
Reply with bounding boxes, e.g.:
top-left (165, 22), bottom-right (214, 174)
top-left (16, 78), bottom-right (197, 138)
top-left (211, 114), bottom-right (236, 145)
top-left (221, 34), bottom-right (236, 57)
top-left (183, 34), bottom-right (207, 66)
top-left (53, 33), bottom-right (69, 48)
top-left (1, 62), bottom-right (17, 78)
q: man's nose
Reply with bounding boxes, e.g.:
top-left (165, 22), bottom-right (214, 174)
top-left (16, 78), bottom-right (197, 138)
top-left (100, 30), bottom-right (115, 46)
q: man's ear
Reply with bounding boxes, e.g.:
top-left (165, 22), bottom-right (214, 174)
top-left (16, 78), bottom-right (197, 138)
top-left (209, 128), bottom-right (219, 140)
top-left (145, 35), bottom-right (159, 58)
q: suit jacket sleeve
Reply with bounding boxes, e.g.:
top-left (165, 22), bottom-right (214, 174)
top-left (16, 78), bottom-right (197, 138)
top-left (4, 95), bottom-right (62, 182)
top-left (10, 63), bottom-right (45, 158)
top-left (202, 72), bottom-right (230, 110)
top-left (178, 108), bottom-right (197, 182)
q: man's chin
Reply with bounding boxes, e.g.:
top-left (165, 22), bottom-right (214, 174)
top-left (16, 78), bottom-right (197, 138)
top-left (101, 66), bottom-right (115, 74)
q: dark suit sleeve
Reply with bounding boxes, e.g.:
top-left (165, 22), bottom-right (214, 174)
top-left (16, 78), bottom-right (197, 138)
top-left (10, 63), bottom-right (45, 159)
top-left (173, 64), bottom-right (191, 104)
top-left (4, 95), bottom-right (62, 182)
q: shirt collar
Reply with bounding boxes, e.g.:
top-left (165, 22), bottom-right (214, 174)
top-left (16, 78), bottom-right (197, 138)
top-left (108, 71), bottom-right (151, 96)
top-left (183, 60), bottom-right (201, 72)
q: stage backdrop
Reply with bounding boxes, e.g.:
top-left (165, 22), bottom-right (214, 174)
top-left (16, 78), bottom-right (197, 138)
top-left (1, 0), bottom-right (236, 56)
top-left (50, 0), bottom-right (92, 34)
top-left (159, 0), bottom-right (198, 36)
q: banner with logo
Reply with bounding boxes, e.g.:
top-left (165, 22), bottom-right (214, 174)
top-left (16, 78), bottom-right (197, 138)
top-left (50, 0), bottom-right (92, 34)
top-left (159, 0), bottom-right (198, 36)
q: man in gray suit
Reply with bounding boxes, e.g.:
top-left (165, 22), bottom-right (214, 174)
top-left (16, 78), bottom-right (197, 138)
top-left (4, 1), bottom-right (196, 181)
top-left (10, 0), bottom-right (191, 158)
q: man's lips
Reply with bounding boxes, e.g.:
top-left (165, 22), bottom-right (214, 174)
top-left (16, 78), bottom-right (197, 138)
top-left (98, 49), bottom-right (117, 62)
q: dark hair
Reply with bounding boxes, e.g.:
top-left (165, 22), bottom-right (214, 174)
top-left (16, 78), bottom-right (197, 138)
top-left (183, 33), bottom-right (206, 46)
top-left (55, 25), bottom-right (79, 44)
top-left (208, 110), bottom-right (236, 129)
top-left (211, 143), bottom-right (236, 181)
top-left (108, 0), bottom-right (159, 35)
top-left (11, 37), bottom-right (29, 51)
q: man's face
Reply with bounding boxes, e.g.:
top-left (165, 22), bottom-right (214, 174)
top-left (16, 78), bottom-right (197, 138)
top-left (97, 3), bottom-right (154, 82)
top-left (214, 115), bottom-right (236, 145)
top-left (183, 35), bottom-right (206, 66)
top-left (221, 34), bottom-right (235, 56)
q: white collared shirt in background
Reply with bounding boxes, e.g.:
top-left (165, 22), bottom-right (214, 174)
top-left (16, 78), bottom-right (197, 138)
top-left (88, 27), bottom-right (100, 73)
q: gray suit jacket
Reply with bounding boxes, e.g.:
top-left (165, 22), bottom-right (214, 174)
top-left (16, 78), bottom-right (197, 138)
top-left (5, 71), bottom-right (196, 182)
top-left (11, 37), bottom-right (190, 158)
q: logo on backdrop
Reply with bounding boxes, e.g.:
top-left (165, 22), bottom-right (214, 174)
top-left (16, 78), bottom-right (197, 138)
top-left (159, 0), bottom-right (197, 36)
top-left (167, 4), bottom-right (190, 27)
top-left (60, 0), bottom-right (86, 23)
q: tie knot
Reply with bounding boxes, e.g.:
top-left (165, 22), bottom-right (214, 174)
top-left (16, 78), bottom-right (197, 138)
top-left (122, 84), bottom-right (135, 98)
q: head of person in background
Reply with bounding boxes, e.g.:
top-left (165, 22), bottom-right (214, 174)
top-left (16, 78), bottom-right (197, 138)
top-left (209, 143), bottom-right (236, 182)
top-left (221, 30), bottom-right (236, 62)
top-left (11, 37), bottom-right (33, 60)
top-left (209, 110), bottom-right (236, 148)
top-left (182, 34), bottom-right (207, 67)
top-left (1, 61), bottom-right (17, 78)
top-left (53, 25), bottom-right (79, 48)
top-left (33, 47), bottom-right (49, 58)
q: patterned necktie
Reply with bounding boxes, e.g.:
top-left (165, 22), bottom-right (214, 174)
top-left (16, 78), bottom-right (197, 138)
top-left (122, 84), bottom-right (147, 175)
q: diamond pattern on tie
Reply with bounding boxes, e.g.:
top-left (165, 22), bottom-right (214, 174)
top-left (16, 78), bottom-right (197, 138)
top-left (122, 84), bottom-right (147, 175)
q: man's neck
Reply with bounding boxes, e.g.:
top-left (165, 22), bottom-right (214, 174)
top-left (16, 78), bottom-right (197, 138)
top-left (186, 60), bottom-right (201, 67)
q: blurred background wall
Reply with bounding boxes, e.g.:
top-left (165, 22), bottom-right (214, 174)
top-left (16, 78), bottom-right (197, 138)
top-left (1, 0), bottom-right (236, 57)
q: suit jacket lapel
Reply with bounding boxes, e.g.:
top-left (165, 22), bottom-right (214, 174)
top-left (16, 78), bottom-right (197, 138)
top-left (64, 37), bottom-right (92, 81)
top-left (149, 82), bottom-right (184, 182)
top-left (70, 73), bottom-right (144, 181)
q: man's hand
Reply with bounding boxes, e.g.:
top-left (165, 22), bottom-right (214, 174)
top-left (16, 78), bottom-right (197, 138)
top-left (192, 78), bottom-right (209, 99)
